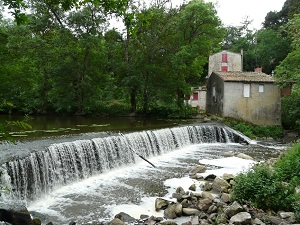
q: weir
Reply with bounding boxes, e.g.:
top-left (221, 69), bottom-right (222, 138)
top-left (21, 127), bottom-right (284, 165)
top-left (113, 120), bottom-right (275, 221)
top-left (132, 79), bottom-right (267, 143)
top-left (0, 125), bottom-right (249, 201)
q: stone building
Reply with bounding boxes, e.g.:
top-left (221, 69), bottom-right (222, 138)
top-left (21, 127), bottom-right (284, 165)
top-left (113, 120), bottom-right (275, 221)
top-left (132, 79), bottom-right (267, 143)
top-left (206, 71), bottom-right (281, 126)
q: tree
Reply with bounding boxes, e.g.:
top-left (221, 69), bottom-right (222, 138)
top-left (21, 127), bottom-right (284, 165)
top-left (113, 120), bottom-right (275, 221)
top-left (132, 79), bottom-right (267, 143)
top-left (170, 0), bottom-right (224, 107)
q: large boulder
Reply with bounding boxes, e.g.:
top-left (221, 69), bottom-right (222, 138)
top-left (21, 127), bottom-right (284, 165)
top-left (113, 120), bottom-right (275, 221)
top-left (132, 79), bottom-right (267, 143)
top-left (0, 202), bottom-right (33, 225)
top-left (229, 212), bottom-right (252, 225)
top-left (225, 201), bottom-right (244, 218)
top-left (212, 177), bottom-right (231, 192)
top-left (155, 198), bottom-right (170, 211)
top-left (164, 203), bottom-right (182, 219)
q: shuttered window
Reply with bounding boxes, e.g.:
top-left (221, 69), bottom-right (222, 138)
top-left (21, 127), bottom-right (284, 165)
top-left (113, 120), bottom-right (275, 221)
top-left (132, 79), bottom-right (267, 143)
top-left (244, 84), bottom-right (250, 97)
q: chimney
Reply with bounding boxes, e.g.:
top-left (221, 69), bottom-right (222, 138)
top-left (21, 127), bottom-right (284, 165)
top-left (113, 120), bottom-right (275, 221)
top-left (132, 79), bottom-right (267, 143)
top-left (254, 67), bottom-right (262, 73)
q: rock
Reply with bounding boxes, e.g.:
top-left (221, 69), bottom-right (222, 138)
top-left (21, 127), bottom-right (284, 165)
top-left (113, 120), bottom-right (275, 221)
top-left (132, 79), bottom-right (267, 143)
top-left (181, 221), bottom-right (192, 225)
top-left (222, 173), bottom-right (235, 182)
top-left (212, 177), bottom-right (231, 192)
top-left (224, 151), bottom-right (235, 157)
top-left (201, 191), bottom-right (214, 200)
top-left (207, 205), bottom-right (217, 214)
top-left (182, 208), bottom-right (200, 216)
top-left (155, 198), bottom-right (170, 211)
top-left (190, 165), bottom-right (207, 175)
top-left (190, 216), bottom-right (199, 225)
top-left (236, 153), bottom-right (253, 160)
top-left (252, 218), bottom-right (266, 225)
top-left (164, 203), bottom-right (182, 219)
top-left (197, 198), bottom-right (213, 211)
top-left (108, 218), bottom-right (126, 225)
top-left (278, 211), bottom-right (295, 223)
top-left (189, 184), bottom-right (196, 191)
top-left (216, 213), bottom-right (228, 224)
top-left (0, 202), bottom-right (33, 225)
top-left (181, 199), bottom-right (189, 208)
top-left (115, 212), bottom-right (136, 223)
top-left (229, 212), bottom-right (252, 225)
top-left (204, 174), bottom-right (216, 181)
top-left (32, 218), bottom-right (41, 225)
top-left (224, 201), bottom-right (244, 218)
top-left (161, 221), bottom-right (178, 225)
top-left (220, 193), bottom-right (232, 203)
top-left (176, 186), bottom-right (185, 194)
top-left (202, 181), bottom-right (212, 191)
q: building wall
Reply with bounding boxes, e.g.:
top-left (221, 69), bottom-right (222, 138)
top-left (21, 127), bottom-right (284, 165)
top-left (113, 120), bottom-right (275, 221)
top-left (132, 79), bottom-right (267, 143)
top-left (223, 82), bottom-right (281, 126)
top-left (206, 73), bottom-right (224, 115)
top-left (208, 51), bottom-right (242, 76)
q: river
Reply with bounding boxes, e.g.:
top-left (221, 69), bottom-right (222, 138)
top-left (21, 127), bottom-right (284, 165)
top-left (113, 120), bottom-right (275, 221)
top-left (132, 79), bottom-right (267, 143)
top-left (0, 117), bottom-right (287, 225)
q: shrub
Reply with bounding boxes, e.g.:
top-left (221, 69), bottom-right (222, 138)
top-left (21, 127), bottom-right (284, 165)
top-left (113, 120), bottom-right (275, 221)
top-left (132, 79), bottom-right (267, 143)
top-left (232, 164), bottom-right (295, 211)
top-left (274, 142), bottom-right (300, 182)
top-left (232, 142), bottom-right (300, 222)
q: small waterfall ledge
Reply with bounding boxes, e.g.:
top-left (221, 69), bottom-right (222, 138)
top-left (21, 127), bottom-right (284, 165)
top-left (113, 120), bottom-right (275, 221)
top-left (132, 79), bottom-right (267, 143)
top-left (0, 125), bottom-right (250, 201)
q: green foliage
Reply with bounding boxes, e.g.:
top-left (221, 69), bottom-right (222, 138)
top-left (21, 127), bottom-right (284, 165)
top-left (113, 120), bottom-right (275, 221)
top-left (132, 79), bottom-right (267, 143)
top-left (225, 119), bottom-right (283, 139)
top-left (232, 164), bottom-right (296, 211)
top-left (281, 88), bottom-right (300, 132)
top-left (232, 142), bottom-right (300, 221)
top-left (147, 105), bottom-right (198, 119)
top-left (274, 142), bottom-right (300, 182)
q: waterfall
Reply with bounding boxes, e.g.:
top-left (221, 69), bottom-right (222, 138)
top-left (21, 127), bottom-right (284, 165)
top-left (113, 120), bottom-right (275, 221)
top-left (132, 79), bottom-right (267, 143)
top-left (0, 125), bottom-right (249, 201)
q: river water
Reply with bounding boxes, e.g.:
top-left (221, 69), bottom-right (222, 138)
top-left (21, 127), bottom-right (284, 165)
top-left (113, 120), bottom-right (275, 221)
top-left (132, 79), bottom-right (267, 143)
top-left (0, 117), bottom-right (287, 225)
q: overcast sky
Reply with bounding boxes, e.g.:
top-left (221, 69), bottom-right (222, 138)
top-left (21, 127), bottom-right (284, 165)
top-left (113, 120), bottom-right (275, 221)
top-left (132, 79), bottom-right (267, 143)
top-left (209, 0), bottom-right (286, 29)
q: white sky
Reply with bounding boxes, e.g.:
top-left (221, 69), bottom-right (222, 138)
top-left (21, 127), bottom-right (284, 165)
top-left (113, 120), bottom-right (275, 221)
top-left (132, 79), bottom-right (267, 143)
top-left (3, 0), bottom-right (286, 30)
top-left (176, 0), bottom-right (286, 30)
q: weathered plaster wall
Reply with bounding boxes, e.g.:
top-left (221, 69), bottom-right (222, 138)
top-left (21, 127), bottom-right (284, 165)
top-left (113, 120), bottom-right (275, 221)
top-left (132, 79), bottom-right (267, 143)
top-left (208, 51), bottom-right (242, 76)
top-left (223, 82), bottom-right (281, 126)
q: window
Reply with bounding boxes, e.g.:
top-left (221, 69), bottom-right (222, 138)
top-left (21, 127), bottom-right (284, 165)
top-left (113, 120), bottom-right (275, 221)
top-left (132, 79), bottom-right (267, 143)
top-left (212, 86), bottom-right (216, 97)
top-left (193, 92), bottom-right (198, 100)
top-left (244, 84), bottom-right (250, 98)
top-left (259, 84), bottom-right (264, 93)
top-left (221, 66), bottom-right (228, 72)
top-left (222, 53), bottom-right (228, 62)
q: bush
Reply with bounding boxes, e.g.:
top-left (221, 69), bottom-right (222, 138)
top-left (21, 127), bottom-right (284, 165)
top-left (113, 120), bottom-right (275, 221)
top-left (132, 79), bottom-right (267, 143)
top-left (232, 142), bottom-right (300, 221)
top-left (274, 142), bottom-right (300, 182)
top-left (225, 118), bottom-right (283, 139)
top-left (232, 164), bottom-right (295, 211)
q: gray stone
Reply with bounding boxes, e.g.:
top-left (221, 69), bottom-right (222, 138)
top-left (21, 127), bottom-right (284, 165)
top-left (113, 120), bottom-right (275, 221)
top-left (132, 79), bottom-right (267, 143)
top-left (176, 186), bottom-right (185, 194)
top-left (224, 151), bottom-right (235, 157)
top-left (197, 198), bottom-right (213, 211)
top-left (0, 202), bottom-right (33, 225)
top-left (204, 174), bottom-right (216, 181)
top-left (181, 199), bottom-right (189, 208)
top-left (216, 213), bottom-right (228, 224)
top-left (229, 212), bottom-right (251, 225)
top-left (189, 184), bottom-right (197, 191)
top-left (236, 153), bottom-right (253, 160)
top-left (190, 216), bottom-right (199, 225)
top-left (224, 201), bottom-right (244, 218)
top-left (190, 165), bottom-right (207, 174)
top-left (222, 173), bottom-right (235, 182)
top-left (115, 212), bottom-right (136, 223)
top-left (201, 191), bottom-right (214, 200)
top-left (108, 218), bottom-right (126, 225)
top-left (252, 218), bottom-right (266, 225)
top-left (161, 221), bottom-right (178, 225)
top-left (212, 177), bottom-right (231, 192)
top-left (182, 208), bottom-right (200, 216)
top-left (202, 181), bottom-right (212, 191)
top-left (164, 203), bottom-right (182, 219)
top-left (221, 193), bottom-right (232, 203)
top-left (155, 198), bottom-right (170, 211)
top-left (207, 205), bottom-right (217, 214)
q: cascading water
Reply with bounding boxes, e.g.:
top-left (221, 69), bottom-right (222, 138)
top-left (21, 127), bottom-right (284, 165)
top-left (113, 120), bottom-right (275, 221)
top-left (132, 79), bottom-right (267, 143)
top-left (1, 125), bottom-right (249, 202)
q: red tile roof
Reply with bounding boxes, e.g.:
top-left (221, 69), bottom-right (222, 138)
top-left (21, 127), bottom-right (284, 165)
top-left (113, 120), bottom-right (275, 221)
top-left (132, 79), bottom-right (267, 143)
top-left (213, 71), bottom-right (276, 83)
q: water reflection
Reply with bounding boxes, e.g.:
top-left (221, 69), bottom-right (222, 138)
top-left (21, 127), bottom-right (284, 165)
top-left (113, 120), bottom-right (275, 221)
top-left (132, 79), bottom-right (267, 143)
top-left (0, 115), bottom-right (197, 140)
